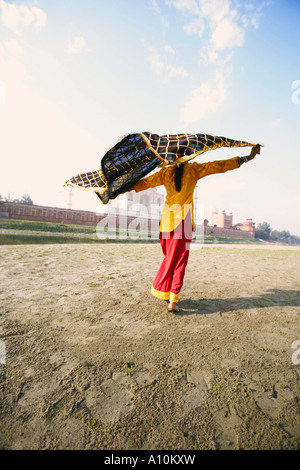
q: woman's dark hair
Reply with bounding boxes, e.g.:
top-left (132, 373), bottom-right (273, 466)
top-left (175, 163), bottom-right (184, 192)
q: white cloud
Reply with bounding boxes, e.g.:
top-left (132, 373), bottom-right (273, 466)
top-left (168, 0), bottom-right (263, 63)
top-left (149, 0), bottom-right (169, 35)
top-left (183, 17), bottom-right (205, 37)
top-left (164, 44), bottom-right (175, 55)
top-left (0, 0), bottom-right (46, 33)
top-left (165, 0), bottom-right (199, 12)
top-left (141, 39), bottom-right (188, 80)
top-left (66, 36), bottom-right (90, 55)
top-left (166, 64), bottom-right (188, 78)
top-left (198, 0), bottom-right (246, 63)
top-left (149, 0), bottom-right (161, 16)
top-left (211, 16), bottom-right (244, 51)
top-left (166, 0), bottom-right (266, 123)
top-left (181, 71), bottom-right (227, 124)
top-left (141, 39), bottom-right (164, 75)
top-left (242, 1), bottom-right (266, 29)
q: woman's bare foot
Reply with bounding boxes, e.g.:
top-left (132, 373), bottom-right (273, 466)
top-left (168, 302), bottom-right (180, 312)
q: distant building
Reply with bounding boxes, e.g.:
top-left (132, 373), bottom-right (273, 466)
top-left (104, 187), bottom-right (165, 220)
top-left (236, 218), bottom-right (255, 234)
top-left (205, 209), bottom-right (233, 229)
top-left (203, 209), bottom-right (255, 238)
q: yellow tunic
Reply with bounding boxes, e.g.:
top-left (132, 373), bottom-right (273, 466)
top-left (133, 157), bottom-right (241, 233)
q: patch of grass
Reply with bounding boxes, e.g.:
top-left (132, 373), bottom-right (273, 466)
top-left (204, 235), bottom-right (264, 245)
top-left (88, 419), bottom-right (97, 428)
top-left (0, 218), bottom-right (96, 234)
top-left (0, 233), bottom-right (101, 245)
top-left (126, 363), bottom-right (135, 375)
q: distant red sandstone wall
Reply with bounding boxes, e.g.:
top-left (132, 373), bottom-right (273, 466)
top-left (0, 201), bottom-right (156, 231)
top-left (0, 201), bottom-right (255, 238)
top-left (204, 226), bottom-right (254, 239)
top-left (0, 201), bottom-right (100, 225)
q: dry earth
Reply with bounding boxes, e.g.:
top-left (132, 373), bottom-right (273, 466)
top-left (0, 243), bottom-right (299, 450)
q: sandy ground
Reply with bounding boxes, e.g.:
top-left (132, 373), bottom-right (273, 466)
top-left (0, 242), bottom-right (299, 450)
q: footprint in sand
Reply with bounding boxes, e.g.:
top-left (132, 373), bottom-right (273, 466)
top-left (213, 407), bottom-right (242, 449)
top-left (180, 368), bottom-right (213, 415)
top-left (85, 367), bottom-right (152, 423)
top-left (85, 372), bottom-right (134, 424)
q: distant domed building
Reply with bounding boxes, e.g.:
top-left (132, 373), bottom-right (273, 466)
top-left (204, 209), bottom-right (255, 234)
top-left (107, 187), bottom-right (165, 220)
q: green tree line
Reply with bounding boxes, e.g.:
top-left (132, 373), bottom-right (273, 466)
top-left (255, 221), bottom-right (300, 244)
top-left (0, 193), bottom-right (33, 204)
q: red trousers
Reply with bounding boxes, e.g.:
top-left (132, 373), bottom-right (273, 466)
top-left (151, 218), bottom-right (192, 303)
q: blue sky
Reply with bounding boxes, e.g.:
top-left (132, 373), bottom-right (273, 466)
top-left (0, 0), bottom-right (299, 234)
